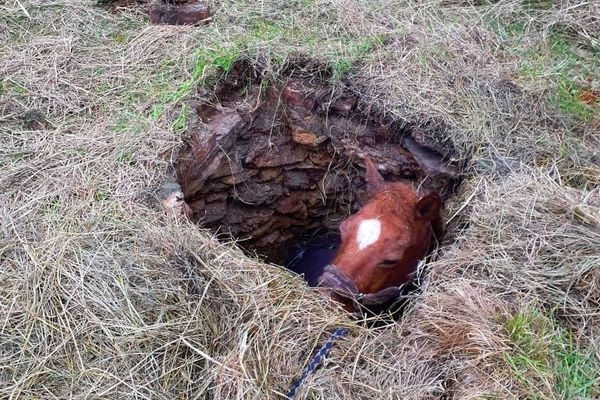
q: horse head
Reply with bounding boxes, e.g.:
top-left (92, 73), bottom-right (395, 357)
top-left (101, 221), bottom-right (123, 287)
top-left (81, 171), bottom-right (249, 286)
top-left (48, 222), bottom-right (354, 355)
top-left (319, 157), bottom-right (442, 311)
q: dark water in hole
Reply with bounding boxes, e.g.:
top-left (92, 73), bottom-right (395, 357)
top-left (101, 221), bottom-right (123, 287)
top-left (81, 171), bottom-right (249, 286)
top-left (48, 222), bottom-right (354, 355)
top-left (283, 234), bottom-right (340, 287)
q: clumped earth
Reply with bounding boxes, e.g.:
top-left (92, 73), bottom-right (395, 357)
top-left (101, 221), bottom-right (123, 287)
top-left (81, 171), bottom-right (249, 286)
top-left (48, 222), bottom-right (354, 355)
top-left (1, 1), bottom-right (599, 399)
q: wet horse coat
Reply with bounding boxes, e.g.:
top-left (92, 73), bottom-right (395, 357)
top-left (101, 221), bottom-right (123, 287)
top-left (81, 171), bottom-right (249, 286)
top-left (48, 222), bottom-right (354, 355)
top-left (286, 158), bottom-right (442, 311)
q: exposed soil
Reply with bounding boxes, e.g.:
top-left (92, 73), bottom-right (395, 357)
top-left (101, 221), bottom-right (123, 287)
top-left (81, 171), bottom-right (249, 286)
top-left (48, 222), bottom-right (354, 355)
top-left (176, 62), bottom-right (460, 261)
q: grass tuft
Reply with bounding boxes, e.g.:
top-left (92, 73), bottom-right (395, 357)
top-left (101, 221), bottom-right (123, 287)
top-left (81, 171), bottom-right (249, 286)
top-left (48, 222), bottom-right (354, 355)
top-left (503, 307), bottom-right (599, 399)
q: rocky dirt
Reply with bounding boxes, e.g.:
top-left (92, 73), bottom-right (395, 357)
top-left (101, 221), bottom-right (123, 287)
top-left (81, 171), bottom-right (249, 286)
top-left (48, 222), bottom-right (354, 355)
top-left (176, 63), bottom-right (459, 260)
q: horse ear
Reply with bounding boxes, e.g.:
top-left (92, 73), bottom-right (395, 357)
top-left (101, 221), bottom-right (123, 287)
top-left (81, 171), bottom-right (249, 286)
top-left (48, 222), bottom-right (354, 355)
top-left (364, 156), bottom-right (386, 196)
top-left (415, 192), bottom-right (441, 220)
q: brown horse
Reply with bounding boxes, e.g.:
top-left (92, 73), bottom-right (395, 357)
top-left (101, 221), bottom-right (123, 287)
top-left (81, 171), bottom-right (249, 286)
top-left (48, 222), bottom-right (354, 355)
top-left (317, 157), bottom-right (442, 311)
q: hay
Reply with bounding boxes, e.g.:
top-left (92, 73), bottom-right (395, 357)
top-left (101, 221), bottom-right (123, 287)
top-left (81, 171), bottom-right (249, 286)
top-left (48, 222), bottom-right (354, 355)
top-left (1, 1), bottom-right (599, 399)
top-left (435, 170), bottom-right (600, 329)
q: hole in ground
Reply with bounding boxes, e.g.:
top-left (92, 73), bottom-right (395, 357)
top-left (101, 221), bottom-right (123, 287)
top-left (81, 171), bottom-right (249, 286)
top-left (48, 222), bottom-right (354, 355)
top-left (172, 60), bottom-right (461, 312)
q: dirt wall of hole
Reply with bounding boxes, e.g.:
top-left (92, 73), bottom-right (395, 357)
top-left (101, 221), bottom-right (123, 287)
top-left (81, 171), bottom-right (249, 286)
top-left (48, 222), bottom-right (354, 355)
top-left (176, 62), bottom-right (459, 261)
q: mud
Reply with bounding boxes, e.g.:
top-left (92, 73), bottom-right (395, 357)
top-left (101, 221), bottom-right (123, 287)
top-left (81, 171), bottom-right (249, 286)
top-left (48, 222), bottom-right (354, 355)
top-left (148, 1), bottom-right (210, 26)
top-left (175, 62), bottom-right (460, 262)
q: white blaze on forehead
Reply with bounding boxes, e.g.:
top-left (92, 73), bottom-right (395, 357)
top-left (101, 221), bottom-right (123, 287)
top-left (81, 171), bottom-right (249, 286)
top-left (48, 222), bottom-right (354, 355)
top-left (355, 219), bottom-right (381, 250)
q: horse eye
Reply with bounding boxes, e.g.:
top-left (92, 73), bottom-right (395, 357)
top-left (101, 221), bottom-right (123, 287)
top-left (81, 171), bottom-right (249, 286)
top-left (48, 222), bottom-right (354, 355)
top-left (378, 259), bottom-right (397, 267)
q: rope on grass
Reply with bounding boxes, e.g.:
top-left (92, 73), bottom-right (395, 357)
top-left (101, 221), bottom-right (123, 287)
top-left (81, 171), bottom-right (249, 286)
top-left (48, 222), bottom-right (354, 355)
top-left (286, 327), bottom-right (349, 399)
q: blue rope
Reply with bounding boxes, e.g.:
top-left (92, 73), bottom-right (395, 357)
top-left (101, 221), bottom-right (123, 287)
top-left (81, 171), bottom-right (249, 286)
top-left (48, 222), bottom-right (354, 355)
top-left (286, 327), bottom-right (349, 399)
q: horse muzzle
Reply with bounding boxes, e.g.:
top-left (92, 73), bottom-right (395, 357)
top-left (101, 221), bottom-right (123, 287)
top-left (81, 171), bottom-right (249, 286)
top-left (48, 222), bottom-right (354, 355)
top-left (317, 264), bottom-right (404, 312)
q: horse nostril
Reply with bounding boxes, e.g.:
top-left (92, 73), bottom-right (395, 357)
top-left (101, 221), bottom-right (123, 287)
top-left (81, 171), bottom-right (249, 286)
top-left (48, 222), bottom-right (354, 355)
top-left (378, 259), bottom-right (397, 268)
top-left (316, 264), bottom-right (336, 288)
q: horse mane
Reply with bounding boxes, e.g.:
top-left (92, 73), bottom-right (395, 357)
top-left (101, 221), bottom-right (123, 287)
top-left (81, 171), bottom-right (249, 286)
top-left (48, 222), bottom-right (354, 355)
top-left (370, 182), bottom-right (419, 216)
top-left (372, 181), bottom-right (445, 242)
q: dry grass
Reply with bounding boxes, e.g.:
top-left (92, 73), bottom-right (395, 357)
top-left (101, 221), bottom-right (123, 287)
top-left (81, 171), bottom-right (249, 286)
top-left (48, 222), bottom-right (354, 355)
top-left (1, 0), bottom-right (599, 399)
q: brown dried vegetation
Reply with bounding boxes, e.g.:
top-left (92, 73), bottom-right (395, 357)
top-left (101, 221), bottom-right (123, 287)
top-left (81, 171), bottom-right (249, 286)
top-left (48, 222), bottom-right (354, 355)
top-left (1, 1), bottom-right (599, 399)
